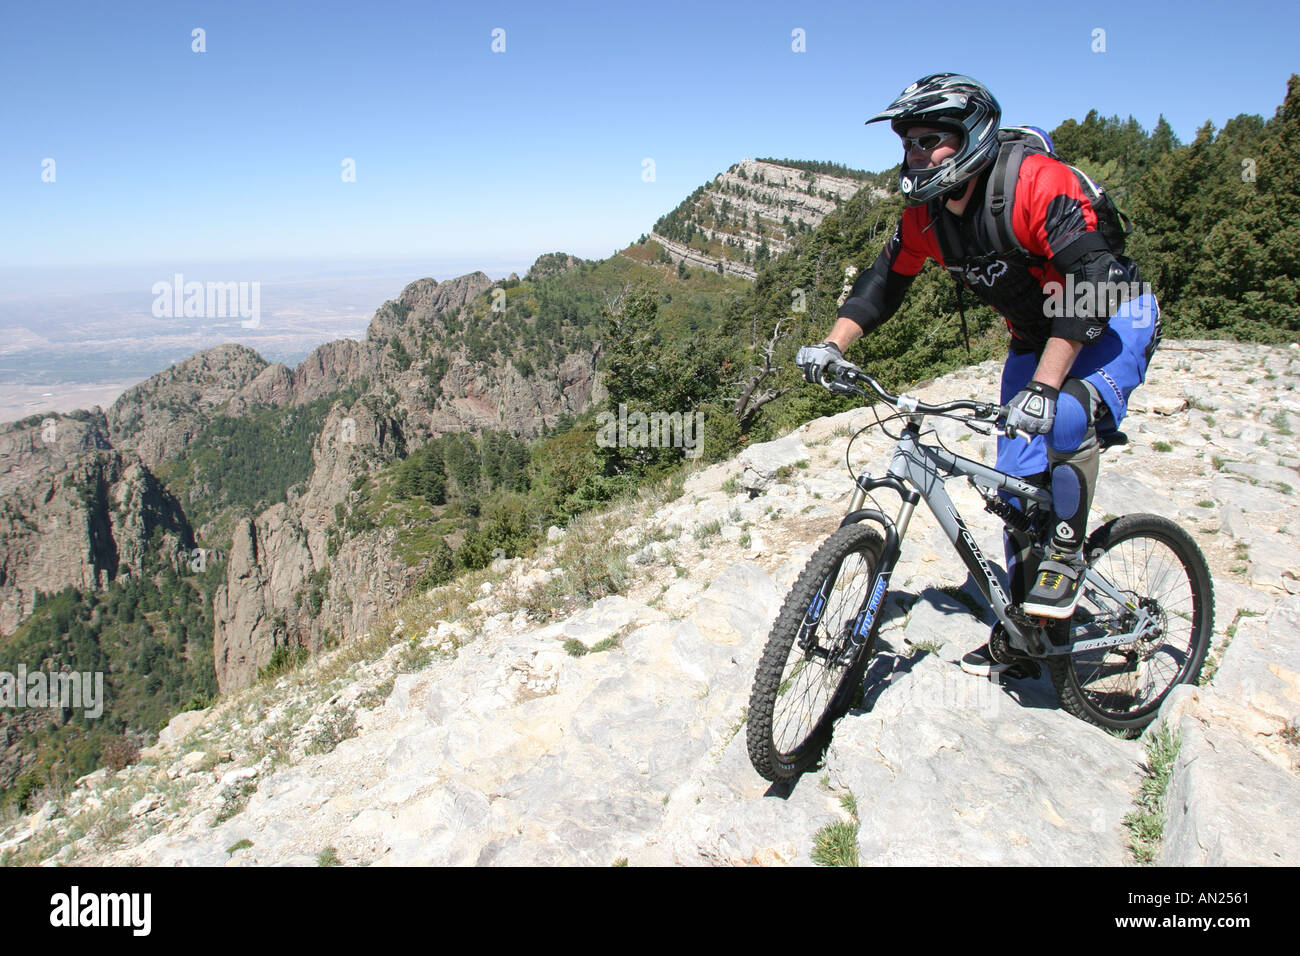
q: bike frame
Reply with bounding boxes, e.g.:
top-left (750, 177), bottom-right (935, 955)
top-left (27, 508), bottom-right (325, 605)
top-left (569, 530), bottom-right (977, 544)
top-left (837, 411), bottom-right (1160, 658)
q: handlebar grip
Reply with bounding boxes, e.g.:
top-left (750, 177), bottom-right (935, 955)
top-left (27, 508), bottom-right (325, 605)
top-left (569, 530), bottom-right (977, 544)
top-left (1003, 421), bottom-right (1034, 443)
top-left (822, 361), bottom-right (864, 395)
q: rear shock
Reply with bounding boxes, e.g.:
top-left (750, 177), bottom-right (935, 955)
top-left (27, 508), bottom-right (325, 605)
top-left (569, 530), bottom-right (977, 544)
top-left (978, 485), bottom-right (1036, 537)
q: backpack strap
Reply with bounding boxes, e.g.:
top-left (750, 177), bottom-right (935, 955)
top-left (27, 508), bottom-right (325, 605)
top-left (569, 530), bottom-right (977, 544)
top-left (932, 142), bottom-right (1041, 271)
top-left (956, 282), bottom-right (971, 357)
top-left (924, 202), bottom-right (973, 357)
top-left (926, 199), bottom-right (965, 274)
top-left (981, 141), bottom-right (1030, 259)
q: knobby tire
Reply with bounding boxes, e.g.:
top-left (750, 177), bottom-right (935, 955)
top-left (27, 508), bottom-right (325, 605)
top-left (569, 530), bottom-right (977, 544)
top-left (747, 524), bottom-right (885, 781)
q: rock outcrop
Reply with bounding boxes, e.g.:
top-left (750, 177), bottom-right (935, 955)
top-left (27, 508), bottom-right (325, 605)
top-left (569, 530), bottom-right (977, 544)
top-left (651, 159), bottom-right (888, 277)
top-left (212, 399), bottom-right (409, 692)
top-left (0, 413), bottom-right (193, 634)
top-left (106, 344), bottom-right (270, 469)
top-left (291, 340), bottom-right (366, 406)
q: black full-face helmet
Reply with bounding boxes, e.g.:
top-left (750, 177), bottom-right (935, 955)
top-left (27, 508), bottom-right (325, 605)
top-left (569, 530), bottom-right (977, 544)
top-left (866, 73), bottom-right (1002, 205)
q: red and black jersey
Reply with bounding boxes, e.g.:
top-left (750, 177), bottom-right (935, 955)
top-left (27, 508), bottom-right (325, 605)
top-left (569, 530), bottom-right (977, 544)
top-left (839, 152), bottom-right (1117, 354)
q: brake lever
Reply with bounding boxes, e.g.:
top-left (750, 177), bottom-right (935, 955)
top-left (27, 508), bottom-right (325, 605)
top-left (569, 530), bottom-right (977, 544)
top-left (992, 405), bottom-right (1032, 444)
top-left (822, 364), bottom-right (864, 396)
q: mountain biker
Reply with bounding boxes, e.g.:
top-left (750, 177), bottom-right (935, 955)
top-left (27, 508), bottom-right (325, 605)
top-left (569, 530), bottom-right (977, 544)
top-left (796, 73), bottom-right (1161, 675)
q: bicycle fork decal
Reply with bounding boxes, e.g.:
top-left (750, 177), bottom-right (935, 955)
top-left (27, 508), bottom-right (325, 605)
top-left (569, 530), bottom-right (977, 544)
top-left (804, 592), bottom-right (827, 625)
top-left (852, 573), bottom-right (890, 641)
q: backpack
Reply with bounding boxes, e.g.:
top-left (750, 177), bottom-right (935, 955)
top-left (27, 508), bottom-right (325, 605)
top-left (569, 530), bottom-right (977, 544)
top-left (931, 126), bottom-right (1133, 269)
top-left (930, 126), bottom-right (1135, 353)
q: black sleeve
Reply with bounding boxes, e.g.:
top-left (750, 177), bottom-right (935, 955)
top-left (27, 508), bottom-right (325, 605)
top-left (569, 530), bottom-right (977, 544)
top-left (838, 229), bottom-right (917, 334)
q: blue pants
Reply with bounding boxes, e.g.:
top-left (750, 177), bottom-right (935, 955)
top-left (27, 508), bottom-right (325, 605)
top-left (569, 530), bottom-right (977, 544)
top-left (997, 290), bottom-right (1161, 476)
top-left (996, 289), bottom-right (1161, 589)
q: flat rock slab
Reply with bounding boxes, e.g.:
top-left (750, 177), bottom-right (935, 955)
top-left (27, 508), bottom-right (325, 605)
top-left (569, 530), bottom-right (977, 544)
top-left (1093, 474), bottom-right (1181, 521)
top-left (653, 727), bottom-right (842, 867)
top-left (829, 652), bottom-right (1142, 866)
top-left (1214, 595), bottom-right (1300, 727)
top-left (1162, 712), bottom-right (1300, 865)
top-left (1210, 476), bottom-right (1288, 515)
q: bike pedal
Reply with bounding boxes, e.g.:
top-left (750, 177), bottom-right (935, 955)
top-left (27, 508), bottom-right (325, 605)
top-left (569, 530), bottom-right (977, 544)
top-left (1002, 660), bottom-right (1041, 681)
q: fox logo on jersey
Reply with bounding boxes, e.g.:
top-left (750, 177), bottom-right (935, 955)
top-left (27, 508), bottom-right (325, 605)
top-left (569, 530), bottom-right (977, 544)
top-left (964, 260), bottom-right (1008, 287)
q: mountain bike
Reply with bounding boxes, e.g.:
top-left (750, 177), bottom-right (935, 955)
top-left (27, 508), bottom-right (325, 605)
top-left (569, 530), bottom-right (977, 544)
top-left (746, 365), bottom-right (1214, 782)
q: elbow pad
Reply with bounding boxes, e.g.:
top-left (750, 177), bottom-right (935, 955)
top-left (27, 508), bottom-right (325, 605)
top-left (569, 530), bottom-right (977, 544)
top-left (1048, 233), bottom-right (1130, 342)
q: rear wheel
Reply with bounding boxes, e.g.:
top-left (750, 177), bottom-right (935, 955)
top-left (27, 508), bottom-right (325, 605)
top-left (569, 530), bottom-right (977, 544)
top-left (1048, 514), bottom-right (1214, 736)
top-left (747, 524), bottom-right (885, 781)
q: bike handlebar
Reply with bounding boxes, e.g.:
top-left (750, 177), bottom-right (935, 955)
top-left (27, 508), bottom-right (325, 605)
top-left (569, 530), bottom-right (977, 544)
top-left (822, 362), bottom-right (1022, 436)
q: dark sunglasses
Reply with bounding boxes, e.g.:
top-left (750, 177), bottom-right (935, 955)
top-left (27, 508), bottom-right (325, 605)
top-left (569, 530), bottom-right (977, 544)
top-left (901, 131), bottom-right (957, 151)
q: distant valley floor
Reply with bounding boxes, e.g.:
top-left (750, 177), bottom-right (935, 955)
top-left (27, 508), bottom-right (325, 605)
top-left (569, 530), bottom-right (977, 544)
top-left (0, 381), bottom-right (140, 424)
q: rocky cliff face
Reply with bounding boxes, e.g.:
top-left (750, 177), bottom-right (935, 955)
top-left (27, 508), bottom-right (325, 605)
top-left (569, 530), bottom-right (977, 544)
top-left (651, 159), bottom-right (888, 277)
top-left (107, 344), bottom-right (270, 469)
top-left (0, 412), bottom-right (193, 634)
top-left (205, 267), bottom-right (609, 691)
top-left (427, 347), bottom-right (603, 440)
top-left (1, 264), bottom-right (607, 650)
top-left (358, 271), bottom-right (602, 442)
top-left (212, 400), bottom-right (410, 692)
top-left (290, 340), bottom-right (367, 406)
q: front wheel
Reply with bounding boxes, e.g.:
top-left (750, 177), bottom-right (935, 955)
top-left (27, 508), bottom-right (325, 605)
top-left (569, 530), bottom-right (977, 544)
top-left (747, 523), bottom-right (885, 781)
top-left (1048, 514), bottom-right (1214, 736)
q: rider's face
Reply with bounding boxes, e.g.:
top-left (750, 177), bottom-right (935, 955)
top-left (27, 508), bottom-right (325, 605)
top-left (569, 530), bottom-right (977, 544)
top-left (902, 125), bottom-right (960, 169)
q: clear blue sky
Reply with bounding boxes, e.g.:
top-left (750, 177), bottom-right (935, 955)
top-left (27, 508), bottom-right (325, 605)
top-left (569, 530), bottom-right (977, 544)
top-left (2, 0), bottom-right (1296, 283)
